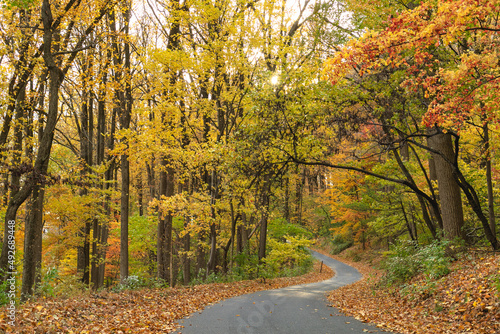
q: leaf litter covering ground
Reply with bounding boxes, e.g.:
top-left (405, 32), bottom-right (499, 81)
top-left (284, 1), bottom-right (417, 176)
top-left (0, 261), bottom-right (333, 333)
top-left (320, 249), bottom-right (500, 334)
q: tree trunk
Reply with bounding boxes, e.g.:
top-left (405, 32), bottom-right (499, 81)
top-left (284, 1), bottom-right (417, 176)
top-left (258, 175), bottom-right (271, 261)
top-left (182, 222), bottom-right (191, 285)
top-left (92, 51), bottom-right (111, 290)
top-left (119, 101), bottom-right (131, 284)
top-left (137, 172), bottom-right (144, 216)
top-left (484, 123), bottom-right (496, 238)
top-left (21, 0), bottom-right (66, 297)
top-left (0, 80), bottom-right (27, 277)
top-left (157, 165), bottom-right (174, 283)
top-left (428, 130), bottom-right (464, 240)
top-left (22, 184), bottom-right (45, 297)
top-left (111, 2), bottom-right (132, 284)
top-left (196, 234), bottom-right (206, 277)
top-left (98, 103), bottom-right (117, 286)
top-left (77, 58), bottom-right (92, 284)
top-left (295, 167), bottom-right (305, 225)
top-left (156, 0), bottom-right (184, 284)
top-left (401, 201), bottom-right (417, 243)
top-left (206, 170), bottom-right (219, 275)
top-left (284, 176), bottom-right (290, 223)
top-left (206, 217), bottom-right (218, 274)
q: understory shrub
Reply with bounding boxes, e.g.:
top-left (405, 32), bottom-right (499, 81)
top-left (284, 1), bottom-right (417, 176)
top-left (112, 274), bottom-right (168, 292)
top-left (382, 240), bottom-right (452, 286)
top-left (263, 235), bottom-right (313, 276)
top-left (330, 234), bottom-right (353, 255)
top-left (268, 218), bottom-right (313, 240)
top-left (194, 236), bottom-right (314, 284)
top-left (53, 274), bottom-right (89, 298)
top-left (35, 267), bottom-right (60, 298)
top-left (0, 277), bottom-right (10, 306)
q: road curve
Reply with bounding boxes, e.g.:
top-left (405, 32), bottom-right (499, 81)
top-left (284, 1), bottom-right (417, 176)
top-left (174, 251), bottom-right (395, 334)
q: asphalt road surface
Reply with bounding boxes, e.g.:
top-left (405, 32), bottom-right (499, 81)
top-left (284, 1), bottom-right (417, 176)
top-left (174, 250), bottom-right (396, 334)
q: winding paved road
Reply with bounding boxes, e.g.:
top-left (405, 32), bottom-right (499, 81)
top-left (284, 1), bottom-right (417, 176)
top-left (174, 251), bottom-right (395, 334)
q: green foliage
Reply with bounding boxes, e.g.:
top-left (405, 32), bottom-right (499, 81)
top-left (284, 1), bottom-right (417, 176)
top-left (400, 280), bottom-right (438, 301)
top-left (190, 269), bottom-right (236, 285)
top-left (418, 241), bottom-right (452, 279)
top-left (344, 249), bottom-right (362, 262)
top-left (330, 234), bottom-right (354, 255)
top-left (230, 251), bottom-right (262, 281)
top-left (263, 236), bottom-right (312, 274)
top-left (1, 0), bottom-right (34, 9)
top-left (490, 274), bottom-right (500, 298)
top-left (268, 218), bottom-right (313, 240)
top-left (52, 275), bottom-right (88, 298)
top-left (382, 240), bottom-right (452, 286)
top-left (196, 236), bottom-right (314, 284)
top-left (35, 267), bottom-right (60, 298)
top-left (172, 216), bottom-right (185, 231)
top-left (0, 274), bottom-right (11, 306)
top-left (127, 215), bottom-right (157, 275)
top-left (112, 275), bottom-right (168, 292)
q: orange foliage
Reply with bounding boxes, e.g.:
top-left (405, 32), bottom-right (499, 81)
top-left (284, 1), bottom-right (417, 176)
top-left (324, 0), bottom-right (500, 131)
top-left (325, 142), bottom-right (374, 243)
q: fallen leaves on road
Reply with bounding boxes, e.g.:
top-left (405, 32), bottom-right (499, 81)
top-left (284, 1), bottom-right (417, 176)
top-left (320, 249), bottom-right (500, 334)
top-left (0, 261), bottom-right (333, 333)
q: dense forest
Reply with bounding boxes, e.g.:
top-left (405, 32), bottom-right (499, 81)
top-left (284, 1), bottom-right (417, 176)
top-left (0, 0), bottom-right (499, 304)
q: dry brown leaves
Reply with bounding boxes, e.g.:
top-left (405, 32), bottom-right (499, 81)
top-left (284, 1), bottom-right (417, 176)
top-left (320, 249), bottom-right (500, 334)
top-left (0, 261), bottom-right (333, 333)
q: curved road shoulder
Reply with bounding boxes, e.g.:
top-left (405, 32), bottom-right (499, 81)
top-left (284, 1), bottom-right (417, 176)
top-left (174, 250), bottom-right (396, 334)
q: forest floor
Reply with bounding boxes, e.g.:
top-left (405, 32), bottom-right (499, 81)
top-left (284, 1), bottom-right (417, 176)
top-left (1, 261), bottom-right (333, 333)
top-left (3, 247), bottom-right (499, 333)
top-left (316, 245), bottom-right (500, 334)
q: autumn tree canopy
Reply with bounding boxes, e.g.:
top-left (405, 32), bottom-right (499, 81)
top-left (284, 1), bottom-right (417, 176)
top-left (0, 0), bottom-right (499, 303)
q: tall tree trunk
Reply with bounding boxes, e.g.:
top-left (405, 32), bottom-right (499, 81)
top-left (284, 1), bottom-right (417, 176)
top-left (157, 166), bottom-right (174, 283)
top-left (180, 105), bottom-right (191, 284)
top-left (295, 167), bottom-right (305, 225)
top-left (23, 184), bottom-right (45, 295)
top-left (484, 123), bottom-right (496, 238)
top-left (98, 103), bottom-right (117, 287)
top-left (107, 2), bottom-right (133, 284)
top-left (182, 220), bottom-right (191, 285)
top-left (156, 0), bottom-right (185, 284)
top-left (0, 78), bottom-right (29, 280)
top-left (0, 7), bottom-right (34, 276)
top-left (137, 172), bottom-right (144, 216)
top-left (119, 19), bottom-right (132, 284)
top-left (14, 0), bottom-right (109, 294)
top-left (77, 58), bottom-right (92, 284)
top-left (428, 130), bottom-right (464, 240)
top-left (92, 46), bottom-right (110, 290)
top-left (21, 0), bottom-right (65, 298)
top-left (258, 175), bottom-right (271, 261)
top-left (206, 171), bottom-right (219, 275)
top-left (196, 234), bottom-right (206, 277)
top-left (284, 176), bottom-right (290, 223)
